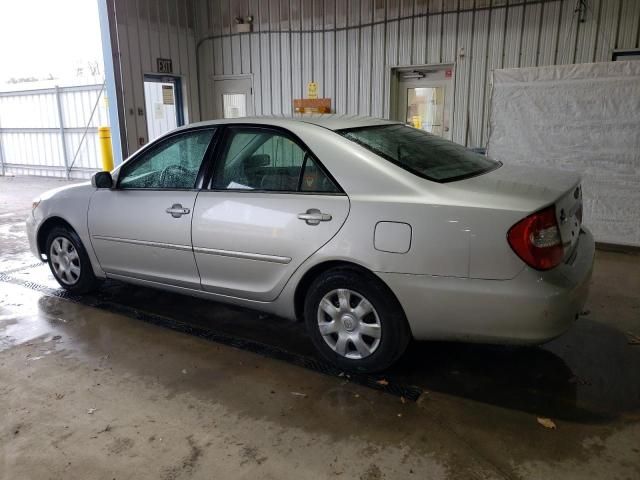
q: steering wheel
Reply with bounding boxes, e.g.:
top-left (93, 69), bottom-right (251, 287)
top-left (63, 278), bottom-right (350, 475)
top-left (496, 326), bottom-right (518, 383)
top-left (159, 164), bottom-right (190, 187)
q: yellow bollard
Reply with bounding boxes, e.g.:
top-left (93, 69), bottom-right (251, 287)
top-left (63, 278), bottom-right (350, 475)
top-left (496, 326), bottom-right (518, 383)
top-left (98, 126), bottom-right (114, 172)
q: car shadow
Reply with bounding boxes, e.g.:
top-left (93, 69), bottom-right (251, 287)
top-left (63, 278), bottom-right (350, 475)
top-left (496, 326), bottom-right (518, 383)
top-left (36, 278), bottom-right (640, 423)
top-left (392, 341), bottom-right (590, 420)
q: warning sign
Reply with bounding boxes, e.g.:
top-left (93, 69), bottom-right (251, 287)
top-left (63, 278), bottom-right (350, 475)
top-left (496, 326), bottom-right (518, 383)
top-left (307, 81), bottom-right (318, 99)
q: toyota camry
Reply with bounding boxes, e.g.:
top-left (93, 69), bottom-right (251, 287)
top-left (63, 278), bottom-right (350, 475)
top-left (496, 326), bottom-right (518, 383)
top-left (26, 115), bottom-right (594, 372)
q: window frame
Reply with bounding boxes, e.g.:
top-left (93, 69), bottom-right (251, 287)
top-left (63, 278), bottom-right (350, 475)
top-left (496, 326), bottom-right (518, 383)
top-left (115, 126), bottom-right (219, 191)
top-left (204, 124), bottom-right (345, 195)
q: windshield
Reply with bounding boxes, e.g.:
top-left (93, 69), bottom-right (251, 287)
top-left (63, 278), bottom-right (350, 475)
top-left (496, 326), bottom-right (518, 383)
top-left (338, 124), bottom-right (501, 183)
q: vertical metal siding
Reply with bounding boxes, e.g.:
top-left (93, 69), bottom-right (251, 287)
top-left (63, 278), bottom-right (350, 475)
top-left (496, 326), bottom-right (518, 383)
top-left (323, 28), bottom-right (336, 106)
top-left (469, 8), bottom-right (489, 148)
top-left (111, 0), bottom-right (199, 155)
top-left (537, 0), bottom-right (561, 65)
top-left (359, 25), bottom-right (373, 115)
top-left (483, 4), bottom-right (506, 145)
top-left (503, 3), bottom-right (523, 68)
top-left (347, 27), bottom-right (359, 114)
top-left (520, 2), bottom-right (541, 67)
top-left (439, 10), bottom-right (456, 64)
top-left (556, 0), bottom-right (579, 64)
top-left (334, 28), bottom-right (347, 113)
top-left (594, 0), bottom-right (616, 62)
top-left (618, 0), bottom-right (640, 49)
top-left (452, 1), bottom-right (473, 145)
top-left (574, 0), bottom-right (600, 64)
top-left (172, 0), bottom-right (640, 148)
top-left (426, 1), bottom-right (443, 63)
top-left (412, 9), bottom-right (427, 64)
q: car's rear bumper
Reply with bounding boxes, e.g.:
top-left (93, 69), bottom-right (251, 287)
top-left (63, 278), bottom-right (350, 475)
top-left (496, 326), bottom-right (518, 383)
top-left (377, 227), bottom-right (595, 344)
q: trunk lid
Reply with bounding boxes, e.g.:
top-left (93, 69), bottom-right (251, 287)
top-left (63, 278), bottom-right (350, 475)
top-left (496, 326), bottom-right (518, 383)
top-left (449, 163), bottom-right (583, 258)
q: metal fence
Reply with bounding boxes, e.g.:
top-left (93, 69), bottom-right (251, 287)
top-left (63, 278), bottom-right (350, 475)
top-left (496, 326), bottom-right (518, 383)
top-left (0, 83), bottom-right (109, 179)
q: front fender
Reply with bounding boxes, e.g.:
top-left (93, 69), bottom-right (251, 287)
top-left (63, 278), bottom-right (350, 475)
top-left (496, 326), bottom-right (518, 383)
top-left (33, 183), bottom-right (106, 278)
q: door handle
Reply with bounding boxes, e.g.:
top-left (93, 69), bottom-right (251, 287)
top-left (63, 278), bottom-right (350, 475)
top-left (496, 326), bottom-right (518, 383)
top-left (298, 208), bottom-right (332, 226)
top-left (166, 203), bottom-right (191, 218)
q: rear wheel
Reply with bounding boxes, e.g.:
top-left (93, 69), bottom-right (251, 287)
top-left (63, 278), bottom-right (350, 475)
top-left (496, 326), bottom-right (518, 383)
top-left (304, 267), bottom-right (411, 373)
top-left (45, 226), bottom-right (100, 294)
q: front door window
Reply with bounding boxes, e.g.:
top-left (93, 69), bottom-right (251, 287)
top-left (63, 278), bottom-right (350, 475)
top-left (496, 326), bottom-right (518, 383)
top-left (118, 129), bottom-right (215, 189)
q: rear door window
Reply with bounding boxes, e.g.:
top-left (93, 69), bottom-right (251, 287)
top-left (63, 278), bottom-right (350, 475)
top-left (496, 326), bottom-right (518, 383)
top-left (212, 127), bottom-right (341, 193)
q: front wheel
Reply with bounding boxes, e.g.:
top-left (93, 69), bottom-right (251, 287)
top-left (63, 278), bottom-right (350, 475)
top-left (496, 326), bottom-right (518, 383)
top-left (46, 226), bottom-right (100, 294)
top-left (304, 267), bottom-right (411, 373)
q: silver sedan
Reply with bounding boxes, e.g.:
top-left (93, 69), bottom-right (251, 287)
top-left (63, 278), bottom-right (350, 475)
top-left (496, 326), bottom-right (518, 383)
top-left (26, 116), bottom-right (594, 372)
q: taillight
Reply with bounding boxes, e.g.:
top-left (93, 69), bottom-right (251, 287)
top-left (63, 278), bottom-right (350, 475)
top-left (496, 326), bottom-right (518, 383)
top-left (507, 206), bottom-right (563, 271)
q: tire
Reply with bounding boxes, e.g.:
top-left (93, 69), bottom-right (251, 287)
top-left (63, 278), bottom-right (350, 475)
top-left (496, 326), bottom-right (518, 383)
top-left (45, 226), bottom-right (101, 294)
top-left (304, 267), bottom-right (411, 373)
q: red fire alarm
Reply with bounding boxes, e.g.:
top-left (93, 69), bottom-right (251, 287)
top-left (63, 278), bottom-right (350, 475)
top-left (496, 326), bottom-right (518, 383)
top-left (445, 69), bottom-right (452, 78)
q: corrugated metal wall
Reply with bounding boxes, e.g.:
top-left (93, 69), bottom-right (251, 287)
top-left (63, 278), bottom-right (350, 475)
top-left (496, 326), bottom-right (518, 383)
top-left (195, 0), bottom-right (640, 147)
top-left (0, 84), bottom-right (109, 179)
top-left (111, 0), bottom-right (200, 157)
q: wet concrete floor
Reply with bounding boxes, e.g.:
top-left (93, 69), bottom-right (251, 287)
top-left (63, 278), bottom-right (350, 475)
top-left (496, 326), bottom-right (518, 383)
top-left (1, 175), bottom-right (639, 479)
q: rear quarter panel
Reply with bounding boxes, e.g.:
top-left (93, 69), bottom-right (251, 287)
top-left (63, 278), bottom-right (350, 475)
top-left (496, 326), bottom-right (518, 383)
top-left (305, 195), bottom-right (525, 279)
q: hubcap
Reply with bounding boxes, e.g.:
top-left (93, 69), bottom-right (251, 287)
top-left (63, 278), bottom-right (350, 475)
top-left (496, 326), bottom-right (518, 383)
top-left (49, 236), bottom-right (81, 285)
top-left (317, 289), bottom-right (382, 360)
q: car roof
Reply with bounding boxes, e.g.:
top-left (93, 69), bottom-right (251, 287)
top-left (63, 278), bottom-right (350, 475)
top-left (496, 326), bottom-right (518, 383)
top-left (187, 114), bottom-right (399, 132)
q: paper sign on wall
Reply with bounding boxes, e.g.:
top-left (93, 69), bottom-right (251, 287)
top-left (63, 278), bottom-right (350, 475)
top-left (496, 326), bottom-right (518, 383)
top-left (162, 85), bottom-right (174, 105)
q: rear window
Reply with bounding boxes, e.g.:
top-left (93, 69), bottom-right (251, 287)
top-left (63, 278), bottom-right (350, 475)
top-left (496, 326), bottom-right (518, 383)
top-left (338, 124), bottom-right (501, 183)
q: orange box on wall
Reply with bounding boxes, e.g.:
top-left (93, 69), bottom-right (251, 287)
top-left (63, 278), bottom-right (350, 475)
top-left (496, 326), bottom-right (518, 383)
top-left (293, 98), bottom-right (331, 113)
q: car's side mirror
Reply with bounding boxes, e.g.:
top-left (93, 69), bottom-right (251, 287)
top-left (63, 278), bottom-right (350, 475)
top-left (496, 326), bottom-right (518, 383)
top-left (92, 171), bottom-right (113, 189)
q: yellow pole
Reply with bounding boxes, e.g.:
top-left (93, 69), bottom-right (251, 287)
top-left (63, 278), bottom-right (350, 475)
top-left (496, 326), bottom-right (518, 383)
top-left (98, 126), bottom-right (114, 172)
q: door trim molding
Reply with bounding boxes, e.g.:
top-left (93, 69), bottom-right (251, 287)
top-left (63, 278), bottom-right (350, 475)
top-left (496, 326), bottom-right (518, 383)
top-left (92, 235), bottom-right (192, 252)
top-left (193, 246), bottom-right (291, 264)
top-left (91, 235), bottom-right (292, 264)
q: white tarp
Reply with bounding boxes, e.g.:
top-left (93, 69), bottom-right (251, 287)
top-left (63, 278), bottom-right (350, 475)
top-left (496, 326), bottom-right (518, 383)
top-left (487, 61), bottom-right (640, 247)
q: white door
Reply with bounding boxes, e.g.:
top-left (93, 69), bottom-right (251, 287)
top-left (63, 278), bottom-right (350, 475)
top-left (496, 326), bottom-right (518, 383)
top-left (144, 76), bottom-right (184, 142)
top-left (88, 128), bottom-right (217, 289)
top-left (192, 126), bottom-right (349, 301)
top-left (213, 77), bottom-right (254, 119)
